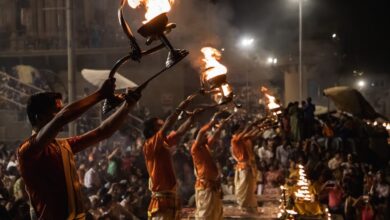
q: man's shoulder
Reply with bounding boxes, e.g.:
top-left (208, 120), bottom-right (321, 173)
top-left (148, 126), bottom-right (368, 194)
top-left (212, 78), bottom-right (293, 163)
top-left (17, 135), bottom-right (37, 156)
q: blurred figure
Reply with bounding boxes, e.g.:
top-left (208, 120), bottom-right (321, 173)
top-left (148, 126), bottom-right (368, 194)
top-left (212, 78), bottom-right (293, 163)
top-left (303, 97), bottom-right (315, 138)
top-left (84, 161), bottom-right (102, 193)
top-left (289, 102), bottom-right (302, 141)
top-left (370, 171), bottom-right (389, 220)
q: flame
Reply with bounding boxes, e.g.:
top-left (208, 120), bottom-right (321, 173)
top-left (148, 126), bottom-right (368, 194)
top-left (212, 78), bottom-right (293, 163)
top-left (128, 0), bottom-right (174, 23)
top-left (201, 47), bottom-right (228, 81)
top-left (261, 86), bottom-right (281, 110)
top-left (221, 83), bottom-right (232, 97)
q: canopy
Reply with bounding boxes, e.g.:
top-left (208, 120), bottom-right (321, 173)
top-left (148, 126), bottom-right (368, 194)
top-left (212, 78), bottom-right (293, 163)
top-left (81, 69), bottom-right (138, 90)
top-left (323, 86), bottom-right (379, 120)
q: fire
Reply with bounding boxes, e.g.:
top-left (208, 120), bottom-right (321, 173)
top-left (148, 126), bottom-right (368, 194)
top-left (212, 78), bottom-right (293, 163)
top-left (201, 47), bottom-right (228, 81)
top-left (128, 0), bottom-right (174, 23)
top-left (261, 86), bottom-right (280, 110)
top-left (221, 83), bottom-right (232, 97)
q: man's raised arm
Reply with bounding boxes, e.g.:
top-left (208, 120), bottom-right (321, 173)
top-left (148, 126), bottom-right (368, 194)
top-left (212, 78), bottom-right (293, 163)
top-left (35, 78), bottom-right (116, 148)
top-left (70, 91), bottom-right (141, 153)
top-left (160, 94), bottom-right (196, 136)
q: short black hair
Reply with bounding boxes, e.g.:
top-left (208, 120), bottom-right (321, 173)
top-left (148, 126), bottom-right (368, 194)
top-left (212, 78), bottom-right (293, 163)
top-left (143, 117), bottom-right (159, 139)
top-left (26, 92), bottom-right (62, 127)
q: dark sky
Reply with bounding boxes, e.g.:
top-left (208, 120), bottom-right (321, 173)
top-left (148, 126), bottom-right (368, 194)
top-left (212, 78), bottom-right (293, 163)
top-left (223, 0), bottom-right (390, 73)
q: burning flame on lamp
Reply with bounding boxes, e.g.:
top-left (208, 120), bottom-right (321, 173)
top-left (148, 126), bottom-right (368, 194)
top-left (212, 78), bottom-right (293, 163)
top-left (200, 47), bottom-right (233, 104)
top-left (128, 0), bottom-right (174, 23)
top-left (261, 86), bottom-right (281, 113)
top-left (201, 47), bottom-right (228, 82)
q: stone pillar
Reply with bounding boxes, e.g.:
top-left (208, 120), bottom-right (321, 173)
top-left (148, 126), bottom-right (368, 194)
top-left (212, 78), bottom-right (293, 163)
top-left (37, 0), bottom-right (45, 39)
top-left (284, 64), bottom-right (308, 105)
top-left (57, 0), bottom-right (66, 47)
top-left (45, 0), bottom-right (56, 37)
top-left (29, 0), bottom-right (39, 37)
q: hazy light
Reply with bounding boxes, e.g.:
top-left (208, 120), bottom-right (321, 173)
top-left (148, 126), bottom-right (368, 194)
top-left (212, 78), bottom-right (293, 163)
top-left (357, 80), bottom-right (366, 88)
top-left (240, 37), bottom-right (254, 48)
top-left (267, 56), bottom-right (278, 65)
top-left (332, 33), bottom-right (337, 39)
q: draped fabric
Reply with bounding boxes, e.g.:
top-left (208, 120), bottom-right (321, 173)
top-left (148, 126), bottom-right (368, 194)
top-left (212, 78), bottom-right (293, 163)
top-left (195, 188), bottom-right (223, 220)
top-left (57, 139), bottom-right (85, 220)
top-left (234, 169), bottom-right (257, 212)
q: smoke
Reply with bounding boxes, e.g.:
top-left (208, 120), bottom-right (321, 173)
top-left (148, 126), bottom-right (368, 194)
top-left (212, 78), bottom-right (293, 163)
top-left (168, 0), bottom-right (236, 71)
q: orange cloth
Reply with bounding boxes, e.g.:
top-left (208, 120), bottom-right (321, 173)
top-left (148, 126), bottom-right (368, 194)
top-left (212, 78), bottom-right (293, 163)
top-left (17, 135), bottom-right (85, 219)
top-left (231, 135), bottom-right (256, 170)
top-left (143, 130), bottom-right (178, 216)
top-left (191, 140), bottom-right (219, 190)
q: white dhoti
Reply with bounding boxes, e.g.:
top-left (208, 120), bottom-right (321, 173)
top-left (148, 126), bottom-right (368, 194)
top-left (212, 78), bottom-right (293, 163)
top-left (234, 168), bottom-right (257, 212)
top-left (195, 188), bottom-right (223, 220)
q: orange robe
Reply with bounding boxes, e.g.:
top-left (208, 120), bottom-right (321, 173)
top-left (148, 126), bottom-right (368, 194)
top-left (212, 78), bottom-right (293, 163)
top-left (17, 136), bottom-right (85, 219)
top-left (191, 140), bottom-right (219, 189)
top-left (191, 140), bottom-right (223, 220)
top-left (143, 130), bottom-right (179, 218)
top-left (231, 135), bottom-right (258, 212)
top-left (231, 135), bottom-right (256, 171)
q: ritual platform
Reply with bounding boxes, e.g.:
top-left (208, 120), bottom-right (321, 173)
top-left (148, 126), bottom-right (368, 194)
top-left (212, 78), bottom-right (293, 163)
top-left (180, 187), bottom-right (281, 219)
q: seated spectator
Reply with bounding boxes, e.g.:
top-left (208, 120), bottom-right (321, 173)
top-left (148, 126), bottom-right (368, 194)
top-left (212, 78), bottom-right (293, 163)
top-left (320, 180), bottom-right (344, 215)
top-left (257, 138), bottom-right (275, 166)
top-left (370, 170), bottom-right (389, 219)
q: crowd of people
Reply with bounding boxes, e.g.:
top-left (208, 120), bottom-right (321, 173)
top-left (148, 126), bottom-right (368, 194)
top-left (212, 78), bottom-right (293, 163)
top-left (0, 87), bottom-right (389, 219)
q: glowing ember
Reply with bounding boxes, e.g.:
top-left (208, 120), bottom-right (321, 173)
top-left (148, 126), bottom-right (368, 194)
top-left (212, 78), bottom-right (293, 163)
top-left (128, 0), bottom-right (174, 23)
top-left (201, 47), bottom-right (228, 81)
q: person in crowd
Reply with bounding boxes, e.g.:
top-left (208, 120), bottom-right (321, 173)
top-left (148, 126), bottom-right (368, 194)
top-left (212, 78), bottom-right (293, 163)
top-left (328, 152), bottom-right (343, 171)
top-left (320, 179), bottom-right (344, 215)
top-left (107, 146), bottom-right (123, 182)
top-left (275, 139), bottom-right (292, 169)
top-left (370, 170), bottom-right (389, 220)
top-left (303, 97), bottom-right (315, 138)
top-left (257, 137), bottom-right (275, 166)
top-left (98, 193), bottom-right (134, 219)
top-left (84, 161), bottom-right (102, 193)
top-left (17, 78), bottom-right (141, 219)
top-left (142, 94), bottom-right (200, 220)
top-left (288, 102), bottom-right (302, 141)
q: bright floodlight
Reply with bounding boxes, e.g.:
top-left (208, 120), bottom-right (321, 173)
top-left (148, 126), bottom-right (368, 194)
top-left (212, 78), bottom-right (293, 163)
top-left (357, 80), bottom-right (366, 88)
top-left (267, 57), bottom-right (278, 65)
top-left (240, 37), bottom-right (254, 48)
top-left (332, 33), bottom-right (337, 39)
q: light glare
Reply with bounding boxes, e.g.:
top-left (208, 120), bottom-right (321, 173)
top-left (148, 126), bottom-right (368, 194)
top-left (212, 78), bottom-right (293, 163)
top-left (357, 80), bottom-right (366, 88)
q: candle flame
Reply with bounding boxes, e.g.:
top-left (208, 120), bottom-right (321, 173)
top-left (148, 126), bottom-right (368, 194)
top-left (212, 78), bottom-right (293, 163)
top-left (128, 0), bottom-right (174, 23)
top-left (201, 47), bottom-right (228, 81)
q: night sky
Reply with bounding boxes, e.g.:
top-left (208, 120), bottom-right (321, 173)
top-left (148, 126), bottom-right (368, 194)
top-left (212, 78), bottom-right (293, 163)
top-left (223, 0), bottom-right (390, 73)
